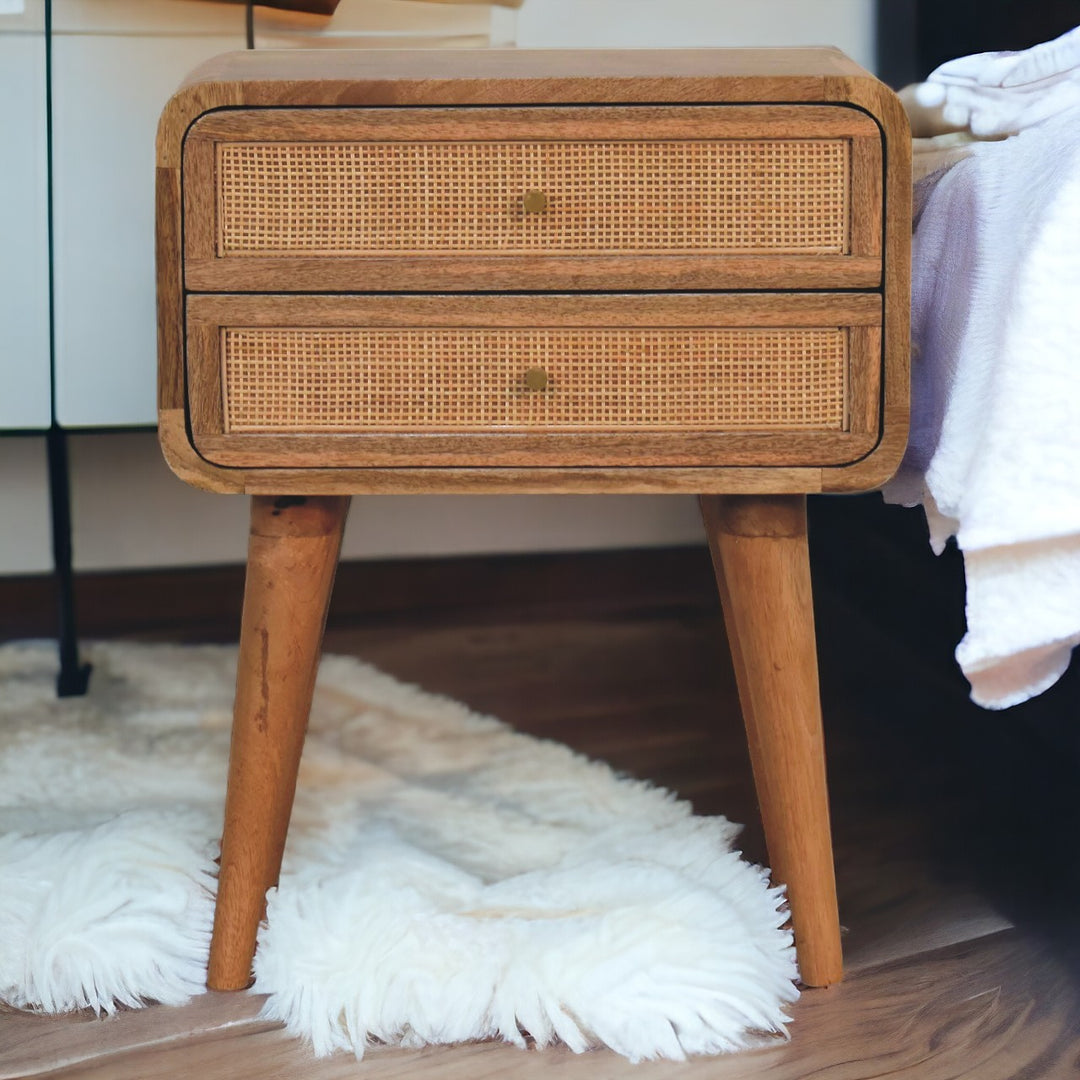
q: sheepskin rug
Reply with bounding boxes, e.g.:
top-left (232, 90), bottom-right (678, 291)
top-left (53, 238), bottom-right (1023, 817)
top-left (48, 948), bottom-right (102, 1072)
top-left (0, 640), bottom-right (798, 1062)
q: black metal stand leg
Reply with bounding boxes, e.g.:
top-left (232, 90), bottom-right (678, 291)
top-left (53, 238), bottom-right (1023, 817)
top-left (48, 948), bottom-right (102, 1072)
top-left (46, 425), bottom-right (91, 697)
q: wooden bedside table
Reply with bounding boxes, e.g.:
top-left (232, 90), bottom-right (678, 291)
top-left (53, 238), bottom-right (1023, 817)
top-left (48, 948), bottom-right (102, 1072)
top-left (157, 48), bottom-right (910, 996)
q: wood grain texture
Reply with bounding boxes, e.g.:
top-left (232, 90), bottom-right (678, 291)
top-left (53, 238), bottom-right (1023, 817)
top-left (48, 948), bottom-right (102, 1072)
top-left (155, 48), bottom-right (890, 179)
top-left (0, 994), bottom-right (273, 1080)
top-left (193, 433), bottom-right (880, 473)
top-left (20, 931), bottom-right (1080, 1080)
top-left (159, 409), bottom-right (831, 495)
top-left (208, 495), bottom-right (350, 991)
top-left (188, 291), bottom-right (882, 327)
top-left (822, 71), bottom-right (911, 494)
top-left (158, 49), bottom-right (881, 170)
top-left (153, 57), bottom-right (909, 996)
top-left (184, 292), bottom-right (881, 471)
top-left (701, 495), bottom-right (841, 987)
top-left (156, 167), bottom-right (185, 413)
top-left (847, 325), bottom-right (882, 437)
top-left (186, 254), bottom-right (885, 296)
top-left (849, 134), bottom-right (884, 266)
top-left (189, 103), bottom-right (881, 142)
top-left (156, 48), bottom-right (909, 497)
top-left (182, 104), bottom-right (880, 294)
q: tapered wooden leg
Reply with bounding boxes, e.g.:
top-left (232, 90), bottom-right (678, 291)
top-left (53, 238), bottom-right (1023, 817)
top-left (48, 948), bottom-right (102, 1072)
top-left (700, 494), bottom-right (843, 988)
top-left (207, 495), bottom-right (350, 991)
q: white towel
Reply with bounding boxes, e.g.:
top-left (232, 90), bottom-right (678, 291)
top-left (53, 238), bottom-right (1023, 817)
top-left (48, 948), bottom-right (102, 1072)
top-left (884, 107), bottom-right (1080, 708)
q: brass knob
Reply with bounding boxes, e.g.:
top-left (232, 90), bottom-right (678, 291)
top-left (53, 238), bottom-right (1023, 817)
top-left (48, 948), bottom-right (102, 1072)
top-left (523, 367), bottom-right (549, 392)
top-left (522, 189), bottom-right (548, 214)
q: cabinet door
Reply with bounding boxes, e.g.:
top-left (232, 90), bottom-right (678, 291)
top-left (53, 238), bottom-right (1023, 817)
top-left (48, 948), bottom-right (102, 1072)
top-left (51, 0), bottom-right (246, 427)
top-left (0, 0), bottom-right (51, 430)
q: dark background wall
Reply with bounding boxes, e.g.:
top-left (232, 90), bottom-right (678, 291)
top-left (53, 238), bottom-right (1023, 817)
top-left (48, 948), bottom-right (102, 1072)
top-left (864, 0), bottom-right (1080, 766)
top-left (877, 0), bottom-right (1079, 86)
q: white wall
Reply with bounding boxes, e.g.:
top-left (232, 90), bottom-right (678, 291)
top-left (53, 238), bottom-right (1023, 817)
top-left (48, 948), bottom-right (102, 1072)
top-left (515, 0), bottom-right (874, 65)
top-left (0, 437), bottom-right (52, 575)
top-left (0, 0), bottom-right (876, 574)
top-left (62, 432), bottom-right (705, 571)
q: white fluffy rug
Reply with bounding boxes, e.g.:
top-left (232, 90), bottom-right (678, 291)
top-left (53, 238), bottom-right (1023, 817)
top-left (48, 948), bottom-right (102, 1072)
top-left (0, 640), bottom-right (797, 1062)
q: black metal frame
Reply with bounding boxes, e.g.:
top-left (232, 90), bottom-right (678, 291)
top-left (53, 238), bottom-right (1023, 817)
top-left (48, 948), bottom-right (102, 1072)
top-left (36, 0), bottom-right (262, 696)
top-left (46, 427), bottom-right (91, 695)
top-left (41, 0), bottom-right (90, 695)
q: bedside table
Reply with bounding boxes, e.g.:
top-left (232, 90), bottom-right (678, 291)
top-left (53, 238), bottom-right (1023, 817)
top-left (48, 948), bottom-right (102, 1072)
top-left (157, 48), bottom-right (910, 995)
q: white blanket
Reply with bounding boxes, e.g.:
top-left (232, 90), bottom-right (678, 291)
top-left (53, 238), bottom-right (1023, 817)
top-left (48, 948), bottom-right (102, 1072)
top-left (885, 96), bottom-right (1080, 708)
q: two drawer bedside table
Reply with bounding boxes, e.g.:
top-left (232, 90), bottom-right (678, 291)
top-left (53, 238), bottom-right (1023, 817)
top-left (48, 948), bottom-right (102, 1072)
top-left (156, 48), bottom-right (910, 995)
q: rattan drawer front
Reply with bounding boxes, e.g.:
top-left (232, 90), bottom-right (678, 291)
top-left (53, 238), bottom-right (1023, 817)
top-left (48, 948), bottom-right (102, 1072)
top-left (216, 139), bottom-right (848, 256)
top-left (186, 294), bottom-right (883, 469)
top-left (221, 326), bottom-right (848, 433)
top-left (183, 107), bottom-right (884, 292)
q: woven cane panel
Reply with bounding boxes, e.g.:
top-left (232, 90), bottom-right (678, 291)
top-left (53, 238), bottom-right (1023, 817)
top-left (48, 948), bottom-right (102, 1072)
top-left (216, 139), bottom-right (849, 256)
top-left (221, 327), bottom-right (848, 434)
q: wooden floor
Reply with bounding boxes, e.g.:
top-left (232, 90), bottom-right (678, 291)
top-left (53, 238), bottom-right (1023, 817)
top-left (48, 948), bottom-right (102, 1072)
top-left (5, 504), bottom-right (1080, 1078)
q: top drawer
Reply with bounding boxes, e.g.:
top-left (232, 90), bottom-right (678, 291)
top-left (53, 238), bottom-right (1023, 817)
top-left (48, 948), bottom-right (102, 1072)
top-left (182, 105), bottom-right (883, 293)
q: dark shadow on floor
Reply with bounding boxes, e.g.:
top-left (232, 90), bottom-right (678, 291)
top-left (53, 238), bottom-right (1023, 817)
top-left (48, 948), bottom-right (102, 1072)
top-left (809, 494), bottom-right (1080, 975)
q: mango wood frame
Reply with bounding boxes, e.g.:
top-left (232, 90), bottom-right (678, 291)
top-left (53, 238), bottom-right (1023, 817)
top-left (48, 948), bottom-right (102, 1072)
top-left (158, 47), bottom-right (910, 497)
top-left (157, 48), bottom-right (911, 998)
top-left (182, 104), bottom-right (883, 293)
top-left (186, 292), bottom-right (883, 469)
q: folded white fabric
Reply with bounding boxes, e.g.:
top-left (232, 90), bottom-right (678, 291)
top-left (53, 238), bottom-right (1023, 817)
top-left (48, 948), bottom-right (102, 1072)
top-left (916, 25), bottom-right (1080, 136)
top-left (884, 105), bottom-right (1080, 708)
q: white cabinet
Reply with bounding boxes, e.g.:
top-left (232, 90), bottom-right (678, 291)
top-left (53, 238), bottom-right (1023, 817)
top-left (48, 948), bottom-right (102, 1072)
top-left (0, 1), bottom-right (51, 430)
top-left (50, 1), bottom-right (246, 427)
top-left (48, 0), bottom-right (511, 428)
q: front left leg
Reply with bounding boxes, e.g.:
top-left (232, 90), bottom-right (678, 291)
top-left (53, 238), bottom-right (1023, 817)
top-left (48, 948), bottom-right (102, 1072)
top-left (208, 494), bottom-right (350, 991)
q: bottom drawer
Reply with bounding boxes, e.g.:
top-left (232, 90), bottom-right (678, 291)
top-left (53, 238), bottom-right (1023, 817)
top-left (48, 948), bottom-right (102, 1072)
top-left (185, 293), bottom-right (882, 470)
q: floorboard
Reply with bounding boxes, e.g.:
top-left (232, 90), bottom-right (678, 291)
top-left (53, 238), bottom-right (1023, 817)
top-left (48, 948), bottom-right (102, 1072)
top-left (3, 535), bottom-right (1077, 1078)
top-left (24, 932), bottom-right (1080, 1080)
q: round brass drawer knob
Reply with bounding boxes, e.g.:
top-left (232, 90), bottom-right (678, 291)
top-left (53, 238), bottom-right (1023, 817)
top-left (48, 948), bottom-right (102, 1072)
top-left (523, 367), bottom-right (549, 392)
top-left (522, 189), bottom-right (548, 214)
